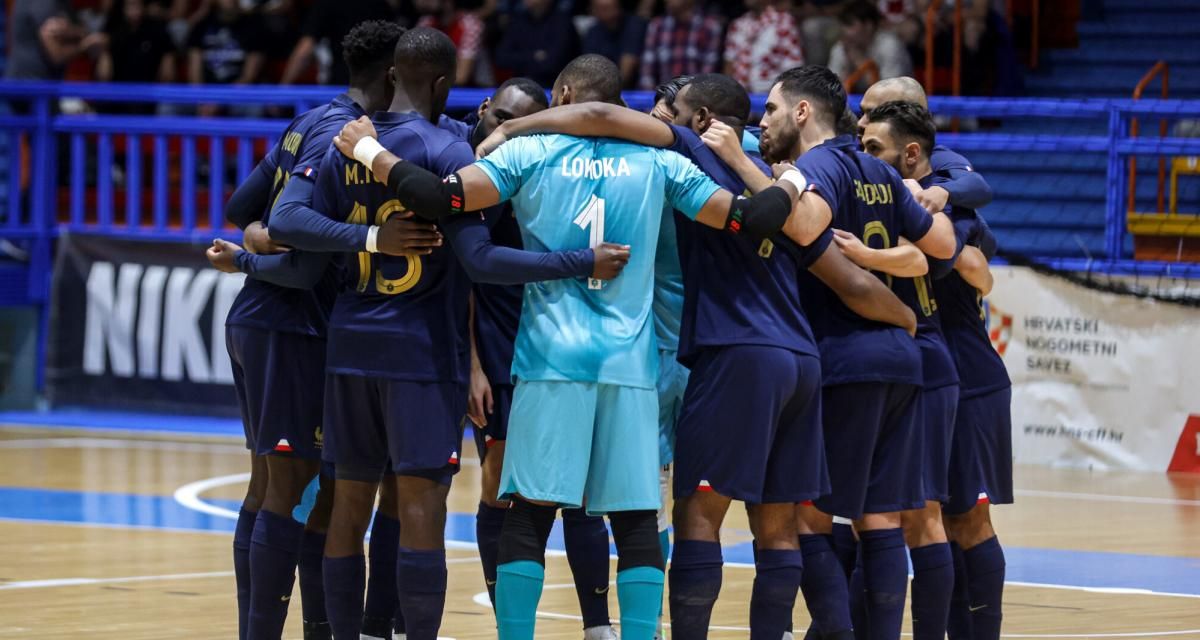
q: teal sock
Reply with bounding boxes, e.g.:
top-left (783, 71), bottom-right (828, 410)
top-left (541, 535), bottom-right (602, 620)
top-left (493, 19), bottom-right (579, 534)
top-left (496, 560), bottom-right (545, 640)
top-left (617, 566), bottom-right (665, 640)
top-left (659, 529), bottom-right (671, 566)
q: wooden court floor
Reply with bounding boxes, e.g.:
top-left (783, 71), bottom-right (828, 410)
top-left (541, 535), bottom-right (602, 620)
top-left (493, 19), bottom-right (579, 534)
top-left (0, 426), bottom-right (1198, 639)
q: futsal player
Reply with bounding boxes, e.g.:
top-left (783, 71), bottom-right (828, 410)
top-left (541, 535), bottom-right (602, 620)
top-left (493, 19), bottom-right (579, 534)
top-left (444, 78), bottom-right (620, 640)
top-left (475, 73), bottom-right (922, 639)
top-left (850, 100), bottom-right (965, 640)
top-left (862, 102), bottom-right (1010, 640)
top-left (705, 65), bottom-right (957, 640)
top-left (333, 53), bottom-right (815, 640)
top-left (206, 19), bottom-right (403, 640)
top-left (858, 78), bottom-right (1008, 640)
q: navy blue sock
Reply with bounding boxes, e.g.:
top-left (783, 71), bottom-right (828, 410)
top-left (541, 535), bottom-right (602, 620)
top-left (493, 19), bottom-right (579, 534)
top-left (322, 554), bottom-right (365, 639)
top-left (363, 512), bottom-right (400, 638)
top-left (248, 510), bottom-right (305, 639)
top-left (476, 502), bottom-right (506, 608)
top-left (562, 508), bottom-right (612, 629)
top-left (947, 542), bottom-right (973, 640)
top-left (859, 528), bottom-right (908, 640)
top-left (848, 555), bottom-right (867, 640)
top-left (799, 534), bottom-right (853, 635)
top-left (910, 543), bottom-right (954, 640)
top-left (750, 548), bottom-right (803, 640)
top-left (831, 523), bottom-right (858, 580)
top-left (964, 537), bottom-right (1005, 640)
top-left (396, 547), bottom-right (448, 640)
top-left (233, 507), bottom-right (255, 640)
top-left (299, 531), bottom-right (330, 638)
top-left (668, 540), bottom-right (723, 640)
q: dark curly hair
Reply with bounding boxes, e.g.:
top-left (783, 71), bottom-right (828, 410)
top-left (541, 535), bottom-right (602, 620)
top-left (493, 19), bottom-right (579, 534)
top-left (341, 20), bottom-right (405, 81)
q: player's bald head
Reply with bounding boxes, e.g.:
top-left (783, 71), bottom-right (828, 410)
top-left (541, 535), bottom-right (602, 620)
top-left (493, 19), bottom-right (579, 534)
top-left (551, 54), bottom-right (623, 107)
top-left (393, 27), bottom-right (457, 85)
top-left (858, 77), bottom-right (926, 137)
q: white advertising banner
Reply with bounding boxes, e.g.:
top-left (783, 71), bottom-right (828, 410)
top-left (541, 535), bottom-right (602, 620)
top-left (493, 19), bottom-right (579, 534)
top-left (988, 265), bottom-right (1200, 473)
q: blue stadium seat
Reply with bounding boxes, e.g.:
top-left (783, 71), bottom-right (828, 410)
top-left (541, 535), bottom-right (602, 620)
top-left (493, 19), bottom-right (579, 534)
top-left (967, 0), bottom-right (1200, 258)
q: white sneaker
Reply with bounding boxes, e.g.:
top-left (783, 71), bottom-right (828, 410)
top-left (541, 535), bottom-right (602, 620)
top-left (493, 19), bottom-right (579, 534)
top-left (782, 633), bottom-right (795, 640)
top-left (583, 625), bottom-right (619, 640)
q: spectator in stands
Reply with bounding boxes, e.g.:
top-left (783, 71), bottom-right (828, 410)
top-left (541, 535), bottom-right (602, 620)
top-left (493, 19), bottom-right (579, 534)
top-left (494, 0), bottom-right (580, 88)
top-left (97, 0), bottom-right (177, 86)
top-left (580, 0), bottom-right (646, 88)
top-left (280, 0), bottom-right (394, 85)
top-left (416, 0), bottom-right (489, 86)
top-left (876, 0), bottom-right (920, 45)
top-left (723, 0), bottom-right (804, 94)
top-left (5, 0), bottom-right (107, 82)
top-left (638, 0), bottom-right (724, 90)
top-left (186, 0), bottom-right (265, 114)
top-left (795, 0), bottom-right (845, 67)
top-left (828, 0), bottom-right (911, 92)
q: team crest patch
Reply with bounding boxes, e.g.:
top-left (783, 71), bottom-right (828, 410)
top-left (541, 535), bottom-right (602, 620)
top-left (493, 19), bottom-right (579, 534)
top-left (313, 426), bottom-right (323, 449)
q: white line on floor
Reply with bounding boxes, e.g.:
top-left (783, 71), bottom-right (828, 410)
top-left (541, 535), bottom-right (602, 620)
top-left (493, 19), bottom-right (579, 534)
top-left (1013, 488), bottom-right (1200, 507)
top-left (0, 570), bottom-right (234, 590)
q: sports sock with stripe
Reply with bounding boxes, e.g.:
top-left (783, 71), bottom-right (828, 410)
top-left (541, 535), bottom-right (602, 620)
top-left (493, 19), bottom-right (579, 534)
top-left (322, 554), bottom-right (365, 638)
top-left (299, 530), bottom-right (330, 639)
top-left (947, 541), bottom-right (973, 640)
top-left (750, 548), bottom-right (804, 639)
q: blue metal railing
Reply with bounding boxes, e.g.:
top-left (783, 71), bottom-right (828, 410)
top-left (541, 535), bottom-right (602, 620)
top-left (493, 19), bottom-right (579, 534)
top-left (2, 81), bottom-right (1200, 291)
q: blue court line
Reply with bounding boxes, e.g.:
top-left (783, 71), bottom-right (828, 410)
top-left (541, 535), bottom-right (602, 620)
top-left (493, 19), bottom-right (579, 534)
top-left (2, 486), bottom-right (1199, 597)
top-left (0, 409), bottom-right (244, 438)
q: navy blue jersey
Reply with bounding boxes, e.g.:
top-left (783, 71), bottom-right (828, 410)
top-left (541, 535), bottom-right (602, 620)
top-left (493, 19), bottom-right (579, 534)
top-left (666, 125), bottom-right (825, 367)
top-left (795, 135), bottom-right (928, 386)
top-left (224, 97), bottom-right (361, 336)
top-left (934, 215), bottom-right (1011, 400)
top-left (472, 207), bottom-right (524, 383)
top-left (930, 144), bottom-right (992, 210)
top-left (311, 111), bottom-right (475, 383)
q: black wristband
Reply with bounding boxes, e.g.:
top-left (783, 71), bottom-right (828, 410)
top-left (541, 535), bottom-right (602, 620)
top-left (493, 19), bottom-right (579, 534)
top-left (384, 161), bottom-right (462, 220)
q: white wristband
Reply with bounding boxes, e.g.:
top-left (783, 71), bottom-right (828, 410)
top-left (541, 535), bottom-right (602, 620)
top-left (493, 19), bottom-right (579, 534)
top-left (778, 169), bottom-right (808, 194)
top-left (365, 225), bottom-right (380, 253)
top-left (353, 136), bottom-right (386, 169)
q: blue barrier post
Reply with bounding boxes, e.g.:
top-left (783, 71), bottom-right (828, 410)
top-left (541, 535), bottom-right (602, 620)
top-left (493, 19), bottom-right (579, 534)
top-left (1105, 107), bottom-right (1126, 261)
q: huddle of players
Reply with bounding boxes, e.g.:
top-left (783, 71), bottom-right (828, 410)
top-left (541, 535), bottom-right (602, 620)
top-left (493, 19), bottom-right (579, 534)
top-left (207, 16), bottom-right (1013, 640)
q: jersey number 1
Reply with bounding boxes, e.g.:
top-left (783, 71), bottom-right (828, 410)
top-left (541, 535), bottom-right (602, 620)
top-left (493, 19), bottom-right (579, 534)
top-left (573, 195), bottom-right (606, 290)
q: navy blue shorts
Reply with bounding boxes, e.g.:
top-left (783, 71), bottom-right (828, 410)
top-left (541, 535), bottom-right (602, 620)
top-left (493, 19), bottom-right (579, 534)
top-left (919, 384), bottom-right (960, 502)
top-left (944, 387), bottom-right (1014, 516)
top-left (226, 326), bottom-right (325, 459)
top-left (471, 383), bottom-right (513, 462)
top-left (815, 382), bottom-right (925, 520)
top-left (322, 373), bottom-right (465, 485)
top-left (674, 345), bottom-right (828, 505)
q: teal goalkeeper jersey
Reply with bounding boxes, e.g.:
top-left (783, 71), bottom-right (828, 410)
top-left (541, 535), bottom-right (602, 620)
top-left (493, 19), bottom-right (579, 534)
top-left (475, 134), bottom-right (722, 389)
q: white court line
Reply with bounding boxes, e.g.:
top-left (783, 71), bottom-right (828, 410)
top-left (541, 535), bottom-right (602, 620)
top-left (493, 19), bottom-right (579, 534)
top-left (1013, 488), bottom-right (1200, 507)
top-left (0, 437), bottom-right (248, 454)
top-left (173, 472), bottom-right (250, 520)
top-left (0, 570), bottom-right (233, 590)
top-left (0, 516), bottom-right (233, 537)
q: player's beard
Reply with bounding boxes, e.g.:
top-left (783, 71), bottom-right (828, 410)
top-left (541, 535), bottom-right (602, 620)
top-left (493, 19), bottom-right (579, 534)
top-left (762, 123), bottom-right (799, 165)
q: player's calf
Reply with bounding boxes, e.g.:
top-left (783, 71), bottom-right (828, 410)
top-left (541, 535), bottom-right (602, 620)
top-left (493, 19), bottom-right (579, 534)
top-left (393, 475), bottom-right (452, 640)
top-left (300, 472), bottom-right (334, 640)
top-left (853, 512), bottom-right (908, 640)
top-left (608, 510), bottom-right (665, 640)
top-left (746, 503), bottom-right (803, 640)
